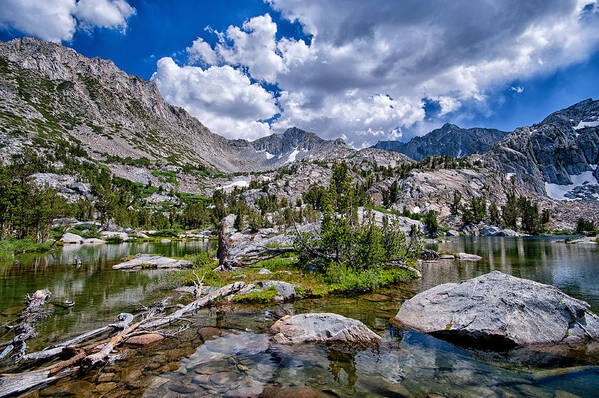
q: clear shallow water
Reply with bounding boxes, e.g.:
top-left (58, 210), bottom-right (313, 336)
top-left (1, 237), bottom-right (599, 397)
top-left (0, 241), bottom-right (213, 352)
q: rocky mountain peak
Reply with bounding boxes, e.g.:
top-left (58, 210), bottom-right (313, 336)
top-left (0, 38), bottom-right (352, 173)
top-left (372, 123), bottom-right (508, 161)
top-left (539, 98), bottom-right (599, 131)
top-left (483, 98), bottom-right (599, 201)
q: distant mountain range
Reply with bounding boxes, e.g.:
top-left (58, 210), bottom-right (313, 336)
top-left (0, 37), bottom-right (597, 203)
top-left (372, 124), bottom-right (509, 161)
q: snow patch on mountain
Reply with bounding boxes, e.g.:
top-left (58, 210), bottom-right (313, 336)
top-left (286, 148), bottom-right (300, 163)
top-left (573, 120), bottom-right (599, 130)
top-left (545, 170), bottom-right (599, 201)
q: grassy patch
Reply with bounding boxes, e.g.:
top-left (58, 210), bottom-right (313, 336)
top-left (105, 236), bottom-right (124, 244)
top-left (164, 249), bottom-right (419, 299)
top-left (0, 239), bottom-right (54, 259)
top-left (324, 263), bottom-right (416, 293)
top-left (232, 287), bottom-right (278, 303)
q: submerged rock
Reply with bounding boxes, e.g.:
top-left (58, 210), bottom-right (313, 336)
top-left (455, 252), bottom-right (482, 261)
top-left (270, 313), bottom-right (381, 345)
top-left (394, 271), bottom-right (599, 346)
top-left (126, 333), bottom-right (164, 346)
top-left (112, 253), bottom-right (191, 270)
top-left (258, 386), bottom-right (320, 398)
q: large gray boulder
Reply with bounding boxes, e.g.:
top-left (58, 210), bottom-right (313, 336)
top-left (455, 252), bottom-right (482, 261)
top-left (61, 232), bottom-right (84, 244)
top-left (270, 313), bottom-right (381, 345)
top-left (394, 271), bottom-right (599, 346)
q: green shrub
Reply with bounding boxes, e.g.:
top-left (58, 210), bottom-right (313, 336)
top-left (577, 218), bottom-right (596, 234)
top-left (149, 228), bottom-right (183, 238)
top-left (66, 226), bottom-right (100, 239)
top-left (105, 236), bottom-right (123, 244)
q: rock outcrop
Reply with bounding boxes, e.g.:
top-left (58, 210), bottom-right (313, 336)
top-left (455, 252), bottom-right (482, 261)
top-left (483, 98), bottom-right (599, 199)
top-left (112, 254), bottom-right (191, 270)
top-left (394, 271), bottom-right (599, 346)
top-left (0, 38), bottom-right (350, 173)
top-left (233, 280), bottom-right (297, 302)
top-left (270, 313), bottom-right (381, 345)
top-left (480, 226), bottom-right (522, 237)
top-left (60, 232), bottom-right (84, 244)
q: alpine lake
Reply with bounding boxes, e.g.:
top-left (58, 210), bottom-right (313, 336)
top-left (1, 237), bottom-right (598, 397)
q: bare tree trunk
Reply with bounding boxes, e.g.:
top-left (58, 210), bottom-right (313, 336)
top-left (217, 222), bottom-right (232, 271)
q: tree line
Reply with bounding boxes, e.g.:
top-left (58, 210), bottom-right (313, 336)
top-left (452, 191), bottom-right (551, 234)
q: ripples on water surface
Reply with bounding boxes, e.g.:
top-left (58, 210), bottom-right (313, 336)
top-left (1, 237), bottom-right (598, 397)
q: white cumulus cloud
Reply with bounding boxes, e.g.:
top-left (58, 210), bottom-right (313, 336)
top-left (0, 0), bottom-right (135, 43)
top-left (151, 57), bottom-right (279, 140)
top-left (75, 0), bottom-right (136, 32)
top-left (163, 0), bottom-right (599, 145)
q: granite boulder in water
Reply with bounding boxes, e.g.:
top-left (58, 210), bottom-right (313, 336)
top-left (270, 313), bottom-right (381, 345)
top-left (112, 253), bottom-right (191, 270)
top-left (394, 271), bottom-right (599, 346)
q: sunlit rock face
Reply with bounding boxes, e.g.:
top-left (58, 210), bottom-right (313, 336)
top-left (395, 271), bottom-right (599, 346)
top-left (483, 99), bottom-right (599, 199)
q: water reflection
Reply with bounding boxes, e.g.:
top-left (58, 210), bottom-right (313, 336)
top-left (424, 236), bottom-right (599, 311)
top-left (142, 321), bottom-right (599, 397)
top-left (3, 237), bottom-right (599, 397)
top-left (0, 240), bottom-right (214, 351)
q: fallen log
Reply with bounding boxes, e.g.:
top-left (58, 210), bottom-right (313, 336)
top-left (82, 314), bottom-right (150, 368)
top-left (236, 246), bottom-right (296, 266)
top-left (142, 282), bottom-right (246, 330)
top-left (0, 314), bottom-right (139, 397)
top-left (22, 313), bottom-right (134, 362)
top-left (384, 260), bottom-right (422, 278)
top-left (0, 368), bottom-right (75, 398)
top-left (0, 284), bottom-right (245, 397)
top-left (0, 290), bottom-right (52, 361)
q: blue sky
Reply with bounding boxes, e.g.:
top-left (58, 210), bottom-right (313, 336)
top-left (1, 0), bottom-right (598, 146)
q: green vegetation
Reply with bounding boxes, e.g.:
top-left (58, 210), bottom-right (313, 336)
top-left (232, 287), bottom-right (279, 303)
top-left (65, 225), bottom-right (100, 239)
top-left (576, 218), bottom-right (596, 234)
top-left (0, 238), bottom-right (54, 259)
top-left (423, 210), bottom-right (439, 236)
top-left (294, 162), bottom-right (420, 292)
top-left (456, 188), bottom-right (550, 235)
top-left (0, 152), bottom-right (68, 242)
top-left (323, 263), bottom-right (414, 292)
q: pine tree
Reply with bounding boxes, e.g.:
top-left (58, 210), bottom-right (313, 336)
top-left (502, 190), bottom-right (519, 229)
top-left (424, 210), bottom-right (439, 236)
top-left (450, 191), bottom-right (462, 215)
top-left (489, 201), bottom-right (501, 226)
